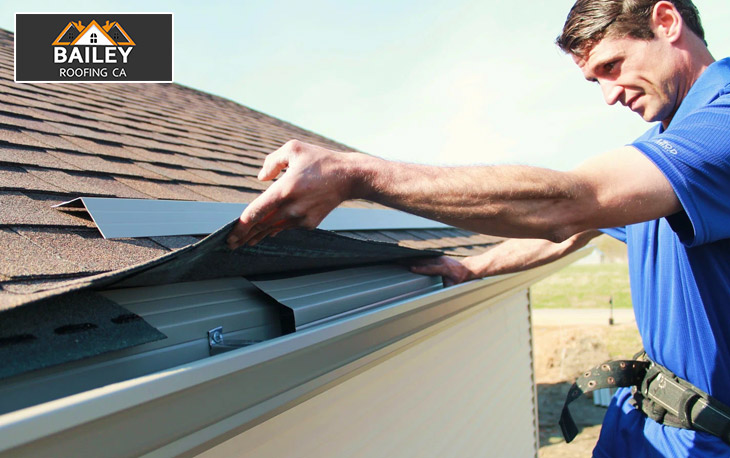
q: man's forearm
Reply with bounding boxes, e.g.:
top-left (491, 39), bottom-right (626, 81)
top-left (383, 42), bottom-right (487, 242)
top-left (462, 230), bottom-right (603, 277)
top-left (409, 230), bottom-right (602, 286)
top-left (350, 153), bottom-right (589, 242)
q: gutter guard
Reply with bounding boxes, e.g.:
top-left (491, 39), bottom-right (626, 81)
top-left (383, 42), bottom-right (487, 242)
top-left (54, 197), bottom-right (449, 239)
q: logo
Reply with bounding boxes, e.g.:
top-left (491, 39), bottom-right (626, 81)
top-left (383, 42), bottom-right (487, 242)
top-left (15, 13), bottom-right (172, 83)
top-left (51, 20), bottom-right (136, 78)
top-left (655, 138), bottom-right (679, 155)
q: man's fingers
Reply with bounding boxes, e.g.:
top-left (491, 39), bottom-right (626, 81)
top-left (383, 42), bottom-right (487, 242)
top-left (258, 145), bottom-right (292, 181)
top-left (246, 226), bottom-right (281, 247)
top-left (410, 262), bottom-right (448, 276)
top-left (227, 192), bottom-right (282, 249)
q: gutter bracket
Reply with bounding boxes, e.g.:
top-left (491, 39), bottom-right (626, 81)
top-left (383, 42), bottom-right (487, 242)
top-left (207, 326), bottom-right (261, 356)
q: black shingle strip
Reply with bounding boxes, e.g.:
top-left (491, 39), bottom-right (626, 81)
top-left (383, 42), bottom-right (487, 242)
top-left (0, 290), bottom-right (165, 380)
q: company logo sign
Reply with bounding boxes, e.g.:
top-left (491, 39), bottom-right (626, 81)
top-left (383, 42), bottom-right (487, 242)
top-left (15, 13), bottom-right (172, 83)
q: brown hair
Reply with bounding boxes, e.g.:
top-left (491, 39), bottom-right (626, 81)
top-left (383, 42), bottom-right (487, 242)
top-left (556, 0), bottom-right (705, 57)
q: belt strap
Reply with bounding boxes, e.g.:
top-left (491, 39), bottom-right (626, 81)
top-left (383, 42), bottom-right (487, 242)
top-left (559, 356), bottom-right (730, 445)
top-left (558, 359), bottom-right (649, 442)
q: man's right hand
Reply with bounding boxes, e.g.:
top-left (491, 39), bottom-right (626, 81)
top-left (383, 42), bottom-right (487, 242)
top-left (227, 140), bottom-right (361, 249)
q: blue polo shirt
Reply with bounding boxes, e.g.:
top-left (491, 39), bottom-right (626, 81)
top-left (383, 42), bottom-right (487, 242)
top-left (594, 58), bottom-right (730, 457)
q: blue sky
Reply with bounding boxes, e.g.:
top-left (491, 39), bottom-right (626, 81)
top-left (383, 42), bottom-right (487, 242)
top-left (2, 1), bottom-right (729, 170)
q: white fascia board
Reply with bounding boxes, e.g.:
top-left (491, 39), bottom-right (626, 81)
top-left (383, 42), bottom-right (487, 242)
top-left (0, 249), bottom-right (588, 457)
top-left (54, 197), bottom-right (449, 239)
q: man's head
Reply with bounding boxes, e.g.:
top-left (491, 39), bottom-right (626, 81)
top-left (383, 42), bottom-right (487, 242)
top-left (557, 0), bottom-right (704, 58)
top-left (557, 0), bottom-right (712, 126)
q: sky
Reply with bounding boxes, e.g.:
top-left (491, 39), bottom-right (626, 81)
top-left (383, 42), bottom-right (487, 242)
top-left (1, 1), bottom-right (729, 170)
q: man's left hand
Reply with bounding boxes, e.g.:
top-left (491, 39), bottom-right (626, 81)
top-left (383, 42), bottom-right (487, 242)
top-left (410, 256), bottom-right (477, 287)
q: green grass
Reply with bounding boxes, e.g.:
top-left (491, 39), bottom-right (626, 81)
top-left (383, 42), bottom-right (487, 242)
top-left (531, 263), bottom-right (633, 309)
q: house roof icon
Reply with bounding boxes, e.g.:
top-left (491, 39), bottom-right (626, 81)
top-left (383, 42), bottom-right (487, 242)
top-left (102, 21), bottom-right (135, 46)
top-left (51, 21), bottom-right (85, 46)
top-left (51, 20), bottom-right (135, 46)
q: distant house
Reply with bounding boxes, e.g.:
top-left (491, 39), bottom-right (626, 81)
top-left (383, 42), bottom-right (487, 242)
top-left (0, 27), bottom-right (585, 457)
top-left (574, 247), bottom-right (605, 265)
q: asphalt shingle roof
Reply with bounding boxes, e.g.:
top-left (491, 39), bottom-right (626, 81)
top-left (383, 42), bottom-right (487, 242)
top-left (0, 28), bottom-right (502, 307)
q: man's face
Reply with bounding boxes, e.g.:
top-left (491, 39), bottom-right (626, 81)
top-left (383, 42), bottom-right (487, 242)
top-left (573, 35), bottom-right (682, 124)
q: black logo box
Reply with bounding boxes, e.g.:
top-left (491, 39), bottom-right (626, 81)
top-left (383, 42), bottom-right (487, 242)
top-left (15, 13), bottom-right (172, 82)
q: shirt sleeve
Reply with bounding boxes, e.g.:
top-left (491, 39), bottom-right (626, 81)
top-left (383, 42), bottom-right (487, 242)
top-left (600, 227), bottom-right (627, 243)
top-left (631, 92), bottom-right (730, 247)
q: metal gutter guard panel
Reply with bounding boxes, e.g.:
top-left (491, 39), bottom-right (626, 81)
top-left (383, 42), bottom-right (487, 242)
top-left (252, 265), bottom-right (442, 330)
top-left (54, 198), bottom-right (449, 239)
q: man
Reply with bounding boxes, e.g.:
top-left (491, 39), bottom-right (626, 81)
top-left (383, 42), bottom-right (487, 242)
top-left (228, 0), bottom-right (730, 455)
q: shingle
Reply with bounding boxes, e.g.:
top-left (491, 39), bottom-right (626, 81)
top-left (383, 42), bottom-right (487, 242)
top-left (377, 230), bottom-right (439, 249)
top-left (58, 136), bottom-right (149, 161)
top-left (152, 182), bottom-right (212, 201)
top-left (25, 168), bottom-right (149, 198)
top-left (0, 144), bottom-right (80, 170)
top-left (180, 184), bottom-right (259, 203)
top-left (0, 165), bottom-right (67, 193)
top-left (21, 131), bottom-right (92, 154)
top-left (122, 146), bottom-right (192, 166)
top-left (0, 228), bottom-right (86, 278)
top-left (186, 168), bottom-right (268, 189)
top-left (0, 126), bottom-right (53, 149)
top-left (0, 191), bottom-right (91, 227)
top-left (149, 235), bottom-right (201, 250)
top-left (135, 161), bottom-right (212, 184)
top-left (443, 246), bottom-right (485, 256)
top-left (1, 277), bottom-right (80, 295)
top-left (44, 149), bottom-right (164, 179)
top-left (46, 121), bottom-right (132, 146)
top-left (0, 111), bottom-right (65, 134)
top-left (115, 176), bottom-right (194, 200)
top-left (178, 154), bottom-right (236, 174)
top-left (15, 227), bottom-right (169, 273)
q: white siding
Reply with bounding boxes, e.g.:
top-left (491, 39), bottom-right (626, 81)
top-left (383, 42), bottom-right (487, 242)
top-left (198, 290), bottom-right (536, 458)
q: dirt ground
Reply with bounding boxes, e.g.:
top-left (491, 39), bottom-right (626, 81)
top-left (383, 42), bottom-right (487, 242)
top-left (534, 321), bottom-right (642, 457)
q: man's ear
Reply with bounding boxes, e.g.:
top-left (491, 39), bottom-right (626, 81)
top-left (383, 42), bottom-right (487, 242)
top-left (651, 1), bottom-right (683, 43)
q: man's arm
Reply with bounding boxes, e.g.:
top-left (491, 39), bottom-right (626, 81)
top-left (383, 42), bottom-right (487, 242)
top-left (226, 140), bottom-right (680, 248)
top-left (409, 230), bottom-right (603, 286)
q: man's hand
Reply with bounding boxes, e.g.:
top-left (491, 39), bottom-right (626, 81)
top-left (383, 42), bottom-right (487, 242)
top-left (409, 256), bottom-right (478, 287)
top-left (227, 140), bottom-right (359, 249)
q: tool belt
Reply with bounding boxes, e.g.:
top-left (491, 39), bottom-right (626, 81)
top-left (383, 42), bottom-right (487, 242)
top-left (559, 352), bottom-right (730, 445)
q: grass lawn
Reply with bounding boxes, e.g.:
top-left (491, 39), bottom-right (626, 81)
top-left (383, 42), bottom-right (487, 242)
top-left (531, 263), bottom-right (632, 309)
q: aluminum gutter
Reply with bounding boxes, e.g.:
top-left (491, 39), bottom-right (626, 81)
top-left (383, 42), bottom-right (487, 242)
top-left (0, 249), bottom-right (588, 457)
top-left (54, 197), bottom-right (449, 239)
